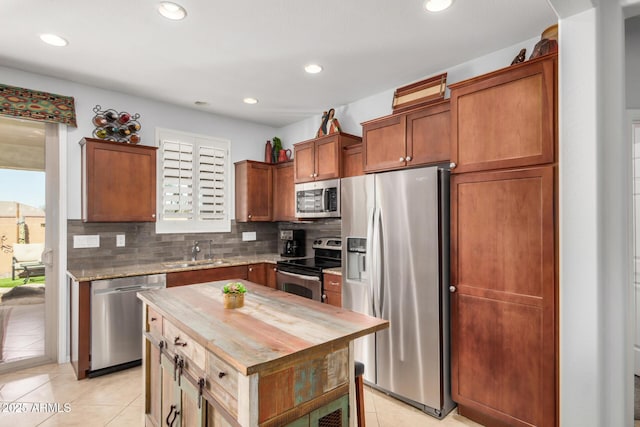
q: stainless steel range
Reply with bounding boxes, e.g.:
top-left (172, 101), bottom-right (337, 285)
top-left (276, 237), bottom-right (341, 302)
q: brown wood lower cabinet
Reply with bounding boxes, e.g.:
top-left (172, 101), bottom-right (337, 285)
top-left (323, 273), bottom-right (342, 307)
top-left (248, 263), bottom-right (266, 285)
top-left (450, 166), bottom-right (556, 427)
top-left (266, 264), bottom-right (277, 289)
top-left (167, 265), bottom-right (248, 287)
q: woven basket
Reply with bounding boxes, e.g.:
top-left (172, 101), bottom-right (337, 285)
top-left (223, 293), bottom-right (245, 309)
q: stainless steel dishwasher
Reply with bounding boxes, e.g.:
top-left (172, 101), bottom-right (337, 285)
top-left (90, 274), bottom-right (166, 374)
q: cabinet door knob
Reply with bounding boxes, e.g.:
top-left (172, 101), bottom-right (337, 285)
top-left (248, 214), bottom-right (252, 219)
top-left (249, 267), bottom-right (253, 272)
top-left (151, 214), bottom-right (156, 218)
top-left (449, 285), bottom-right (456, 293)
top-left (449, 162), bottom-right (457, 169)
top-left (273, 267), bottom-right (277, 271)
top-left (405, 156), bottom-right (412, 161)
top-left (314, 173), bottom-right (318, 177)
top-left (310, 174), bottom-right (314, 177)
top-left (399, 157), bottom-right (405, 162)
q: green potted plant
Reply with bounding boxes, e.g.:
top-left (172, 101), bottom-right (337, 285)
top-left (222, 282), bottom-right (247, 309)
top-left (272, 137), bottom-right (282, 162)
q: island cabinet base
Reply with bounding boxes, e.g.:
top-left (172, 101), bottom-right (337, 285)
top-left (143, 308), bottom-right (351, 427)
top-left (139, 281), bottom-right (388, 427)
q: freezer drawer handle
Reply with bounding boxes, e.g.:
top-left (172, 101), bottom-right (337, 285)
top-left (166, 404), bottom-right (179, 427)
top-left (449, 285), bottom-right (456, 293)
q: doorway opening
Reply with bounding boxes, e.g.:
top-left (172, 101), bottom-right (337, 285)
top-left (0, 116), bottom-right (48, 365)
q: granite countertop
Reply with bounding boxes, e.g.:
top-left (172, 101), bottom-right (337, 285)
top-left (323, 267), bottom-right (342, 276)
top-left (67, 253), bottom-right (306, 282)
top-left (137, 280), bottom-right (388, 375)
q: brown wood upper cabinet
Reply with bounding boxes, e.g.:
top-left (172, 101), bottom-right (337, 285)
top-left (235, 160), bottom-right (273, 222)
top-left (273, 161), bottom-right (296, 221)
top-left (294, 133), bottom-right (361, 183)
top-left (80, 138), bottom-right (157, 222)
top-left (342, 143), bottom-right (364, 178)
top-left (362, 100), bottom-right (450, 173)
top-left (448, 54), bottom-right (557, 174)
top-left (448, 53), bottom-right (558, 427)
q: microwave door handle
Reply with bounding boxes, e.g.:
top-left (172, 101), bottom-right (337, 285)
top-left (321, 188), bottom-right (327, 213)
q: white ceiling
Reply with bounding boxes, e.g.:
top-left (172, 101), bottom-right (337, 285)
top-left (0, 1), bottom-right (557, 128)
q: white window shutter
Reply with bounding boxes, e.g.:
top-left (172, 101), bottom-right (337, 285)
top-left (161, 140), bottom-right (194, 221)
top-left (197, 144), bottom-right (227, 221)
top-left (156, 129), bottom-right (231, 233)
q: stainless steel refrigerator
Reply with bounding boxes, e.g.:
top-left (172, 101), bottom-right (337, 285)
top-left (341, 166), bottom-right (455, 419)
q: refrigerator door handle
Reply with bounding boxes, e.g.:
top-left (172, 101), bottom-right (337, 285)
top-left (366, 207), bottom-right (378, 317)
top-left (370, 206), bottom-right (383, 318)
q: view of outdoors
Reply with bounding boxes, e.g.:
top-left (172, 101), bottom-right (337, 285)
top-left (0, 168), bottom-right (46, 363)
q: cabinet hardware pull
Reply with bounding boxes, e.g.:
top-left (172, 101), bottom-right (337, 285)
top-left (322, 294), bottom-right (327, 301)
top-left (174, 337), bottom-right (187, 347)
top-left (166, 404), bottom-right (179, 427)
top-left (248, 214), bottom-right (252, 219)
top-left (449, 162), bottom-right (457, 169)
top-left (218, 371), bottom-right (227, 379)
top-left (330, 281), bottom-right (339, 286)
top-left (406, 156), bottom-right (412, 161)
top-left (310, 174), bottom-right (314, 178)
top-left (158, 340), bottom-right (165, 364)
top-left (198, 378), bottom-right (205, 409)
top-left (150, 317), bottom-right (157, 321)
top-left (249, 267), bottom-right (253, 272)
top-left (152, 214), bottom-right (156, 218)
top-left (173, 354), bottom-right (179, 381)
top-left (449, 285), bottom-right (456, 293)
top-left (399, 157), bottom-right (405, 162)
top-left (177, 357), bottom-right (184, 386)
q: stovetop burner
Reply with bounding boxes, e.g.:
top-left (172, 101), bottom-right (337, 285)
top-left (276, 236), bottom-right (342, 274)
top-left (279, 257), bottom-right (341, 270)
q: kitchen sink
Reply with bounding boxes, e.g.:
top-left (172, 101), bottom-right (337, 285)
top-left (163, 259), bottom-right (230, 268)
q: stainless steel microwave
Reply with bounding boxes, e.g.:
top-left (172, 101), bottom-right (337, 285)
top-left (295, 178), bottom-right (340, 218)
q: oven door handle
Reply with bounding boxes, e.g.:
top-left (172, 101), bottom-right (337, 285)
top-left (277, 270), bottom-right (321, 282)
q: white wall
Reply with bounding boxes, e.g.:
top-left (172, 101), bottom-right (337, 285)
top-left (558, 8), bottom-right (602, 425)
top-left (0, 65), bottom-right (277, 220)
top-left (276, 37), bottom-right (541, 145)
top-left (627, 15), bottom-right (640, 108)
top-left (557, 1), bottom-right (631, 425)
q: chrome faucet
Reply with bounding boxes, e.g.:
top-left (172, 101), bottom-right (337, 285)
top-left (191, 241), bottom-right (200, 261)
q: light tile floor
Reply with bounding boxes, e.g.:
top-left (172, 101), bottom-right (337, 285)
top-left (0, 362), bottom-right (484, 426)
top-left (2, 303), bottom-right (45, 362)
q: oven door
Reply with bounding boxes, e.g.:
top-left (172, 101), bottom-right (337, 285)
top-left (276, 270), bottom-right (323, 302)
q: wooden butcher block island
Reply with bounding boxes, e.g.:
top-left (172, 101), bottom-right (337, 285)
top-left (137, 279), bottom-right (388, 427)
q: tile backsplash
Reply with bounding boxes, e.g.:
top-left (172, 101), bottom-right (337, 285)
top-left (67, 220), bottom-right (278, 270)
top-left (67, 219), bottom-right (343, 270)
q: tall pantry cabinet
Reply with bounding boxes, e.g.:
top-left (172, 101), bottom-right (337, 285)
top-left (448, 53), bottom-right (558, 427)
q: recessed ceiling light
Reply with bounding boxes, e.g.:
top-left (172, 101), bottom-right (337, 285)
top-left (304, 64), bottom-right (323, 74)
top-left (194, 101), bottom-right (208, 106)
top-left (158, 2), bottom-right (187, 20)
top-left (40, 34), bottom-right (68, 47)
top-left (243, 97), bottom-right (258, 105)
top-left (425, 0), bottom-right (453, 12)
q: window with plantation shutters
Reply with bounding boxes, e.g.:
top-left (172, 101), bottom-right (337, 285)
top-left (156, 128), bottom-right (231, 233)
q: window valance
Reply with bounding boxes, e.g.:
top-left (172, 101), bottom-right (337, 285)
top-left (0, 83), bottom-right (77, 127)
